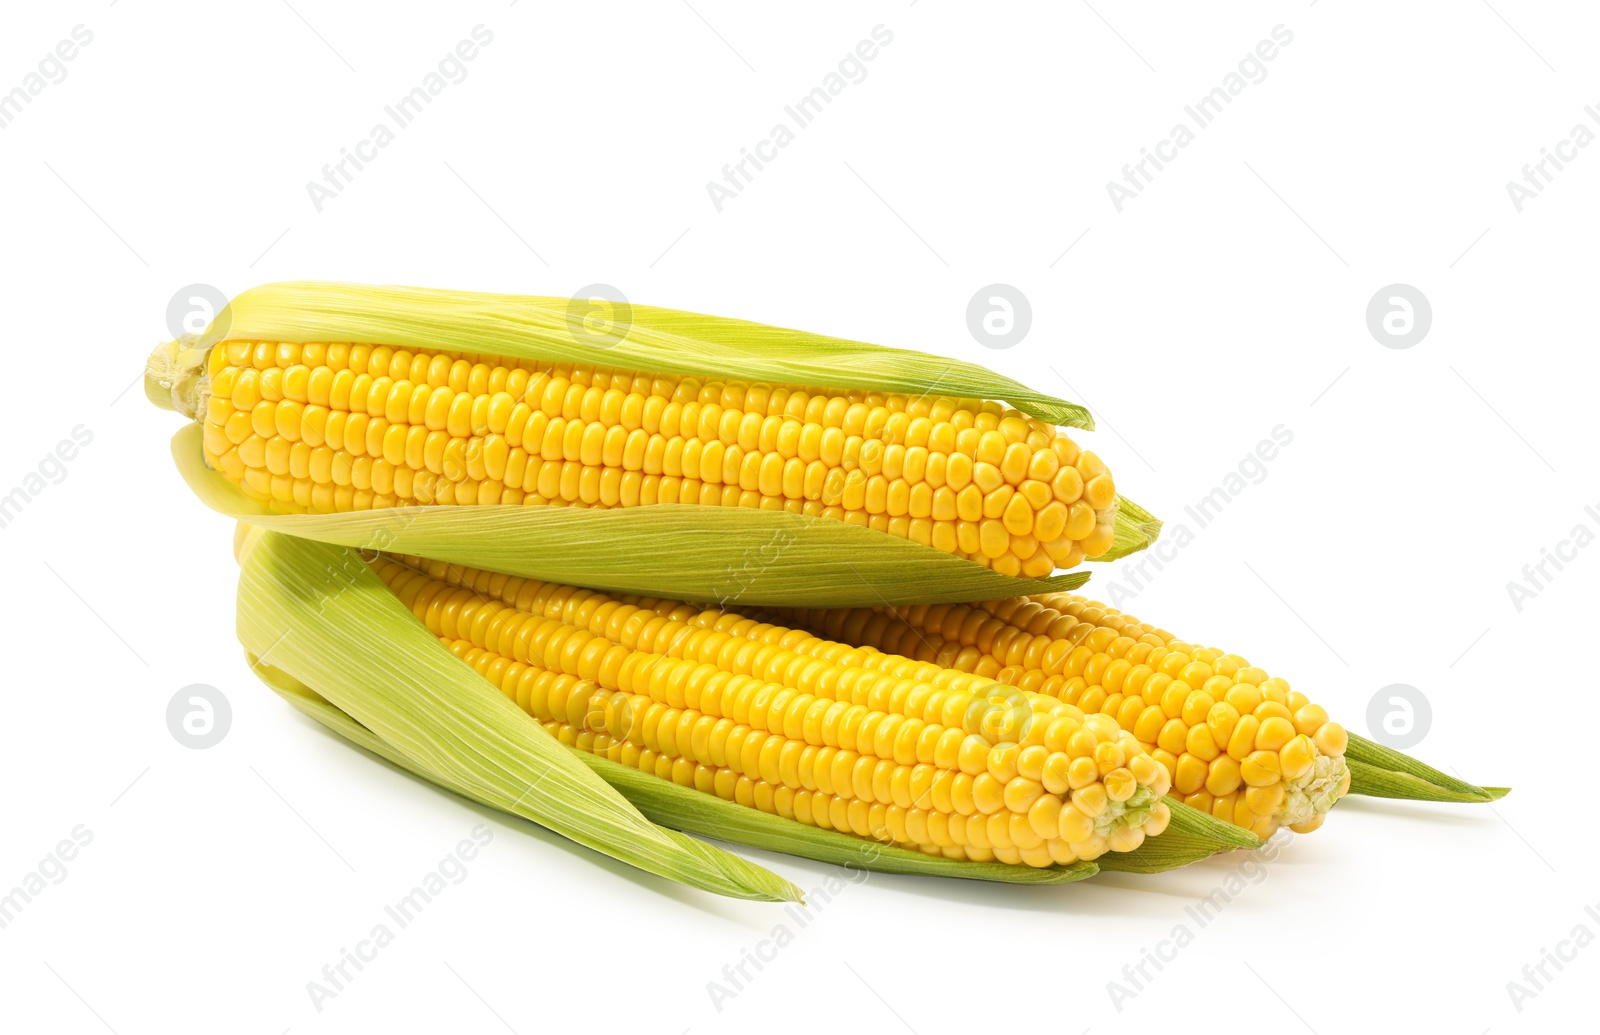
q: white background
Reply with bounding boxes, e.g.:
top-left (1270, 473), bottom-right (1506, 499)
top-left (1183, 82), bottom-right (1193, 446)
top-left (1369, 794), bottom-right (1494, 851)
top-left (1, 1), bottom-right (1595, 1032)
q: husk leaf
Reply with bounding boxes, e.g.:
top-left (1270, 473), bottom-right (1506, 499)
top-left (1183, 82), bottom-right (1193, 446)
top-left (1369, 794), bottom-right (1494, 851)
top-left (199, 281), bottom-right (1093, 428)
top-left (1343, 734), bottom-right (1508, 803)
top-left (1089, 495), bottom-right (1163, 563)
top-left (253, 662), bottom-right (1100, 886)
top-left (235, 529), bottom-right (801, 902)
top-left (1095, 801), bottom-right (1261, 874)
top-left (178, 424), bottom-right (1165, 606)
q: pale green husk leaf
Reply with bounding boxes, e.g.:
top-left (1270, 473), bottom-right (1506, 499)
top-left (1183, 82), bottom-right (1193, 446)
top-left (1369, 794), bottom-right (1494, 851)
top-left (236, 530), bottom-right (801, 902)
top-left (180, 424), bottom-right (1167, 607)
top-left (247, 656), bottom-right (799, 895)
top-left (1089, 495), bottom-right (1163, 563)
top-left (1342, 761), bottom-right (1505, 804)
top-left (253, 662), bottom-right (1100, 886)
top-left (201, 281), bottom-right (1094, 428)
top-left (1343, 734), bottom-right (1508, 803)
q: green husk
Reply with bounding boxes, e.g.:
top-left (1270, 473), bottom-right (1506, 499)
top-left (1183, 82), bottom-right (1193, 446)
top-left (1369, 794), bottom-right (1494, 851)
top-left (197, 281), bottom-right (1093, 428)
top-left (1089, 495), bottom-right (1163, 564)
top-left (1096, 800), bottom-right (1261, 874)
top-left (236, 529), bottom-right (801, 902)
top-left (248, 656), bottom-right (796, 896)
top-left (179, 424), bottom-right (1162, 607)
top-left (1342, 734), bottom-right (1508, 803)
top-left (255, 663), bottom-right (1100, 886)
top-left (1343, 761), bottom-right (1506, 804)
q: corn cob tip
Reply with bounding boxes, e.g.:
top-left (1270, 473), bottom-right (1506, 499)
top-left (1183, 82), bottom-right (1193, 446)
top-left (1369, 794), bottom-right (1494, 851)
top-left (145, 337), bottom-right (209, 418)
top-left (143, 340), bottom-right (179, 412)
top-left (1280, 751), bottom-right (1350, 832)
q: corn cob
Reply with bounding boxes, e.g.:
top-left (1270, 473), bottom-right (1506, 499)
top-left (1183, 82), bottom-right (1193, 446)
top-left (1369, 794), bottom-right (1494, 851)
top-left (151, 284), bottom-right (1167, 607)
top-left (254, 653), bottom-right (1104, 885)
top-left (768, 594), bottom-right (1351, 839)
top-left (369, 554), bottom-right (1177, 867)
top-left (171, 336), bottom-right (1119, 578)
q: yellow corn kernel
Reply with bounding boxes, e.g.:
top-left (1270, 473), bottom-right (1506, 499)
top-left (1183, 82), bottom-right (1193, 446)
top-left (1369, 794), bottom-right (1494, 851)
top-left (1240, 750), bottom-right (1282, 787)
top-left (1279, 734), bottom-right (1316, 781)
